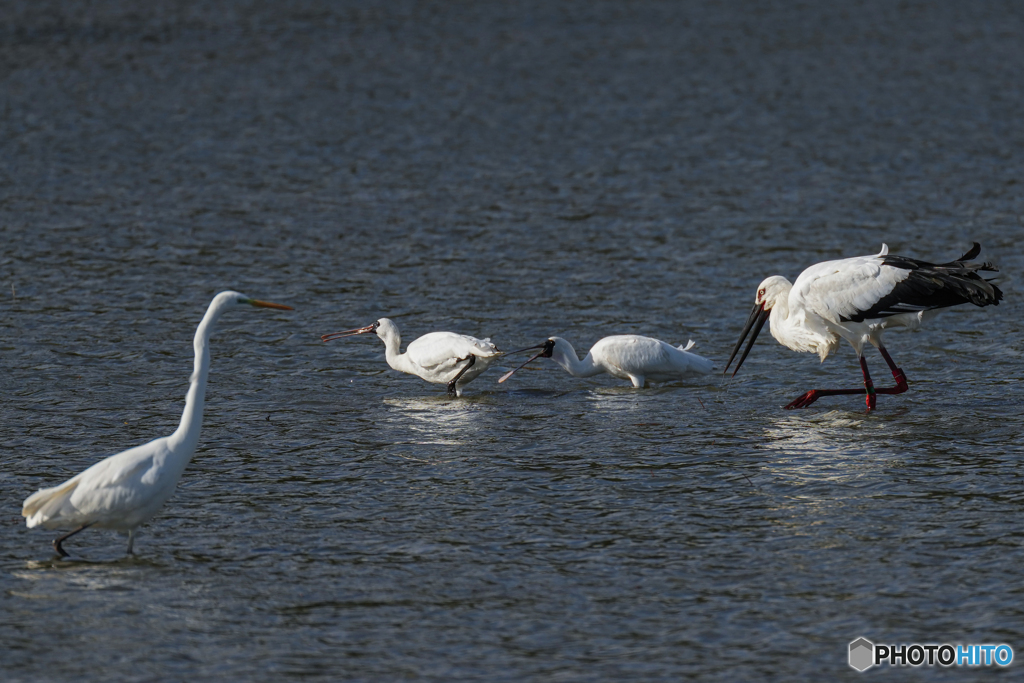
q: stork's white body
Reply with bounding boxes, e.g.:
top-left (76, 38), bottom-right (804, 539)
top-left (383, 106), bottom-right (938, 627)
top-left (22, 291), bottom-right (290, 555)
top-left (762, 245), bottom-right (927, 360)
top-left (545, 335), bottom-right (713, 388)
top-left (726, 242), bottom-right (1002, 409)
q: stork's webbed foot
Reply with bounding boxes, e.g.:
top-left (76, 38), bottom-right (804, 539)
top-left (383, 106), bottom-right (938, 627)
top-left (889, 367), bottom-right (908, 393)
top-left (784, 388), bottom-right (868, 409)
top-left (785, 390), bottom-right (821, 409)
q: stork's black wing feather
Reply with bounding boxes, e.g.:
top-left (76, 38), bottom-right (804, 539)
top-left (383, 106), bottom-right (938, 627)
top-left (842, 244), bottom-right (1002, 323)
top-left (956, 242), bottom-right (982, 262)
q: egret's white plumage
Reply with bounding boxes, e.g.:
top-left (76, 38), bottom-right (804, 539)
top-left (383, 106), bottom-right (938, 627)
top-left (500, 334), bottom-right (714, 388)
top-left (22, 291), bottom-right (293, 556)
top-left (322, 318), bottom-right (501, 396)
top-left (725, 243), bottom-right (1002, 409)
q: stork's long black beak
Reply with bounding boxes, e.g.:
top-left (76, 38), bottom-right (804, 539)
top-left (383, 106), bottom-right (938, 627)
top-left (498, 340), bottom-right (555, 383)
top-left (724, 303), bottom-right (770, 377)
top-left (321, 321), bottom-right (378, 342)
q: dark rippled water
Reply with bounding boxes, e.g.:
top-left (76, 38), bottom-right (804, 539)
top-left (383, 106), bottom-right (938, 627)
top-left (3, 1), bottom-right (1023, 680)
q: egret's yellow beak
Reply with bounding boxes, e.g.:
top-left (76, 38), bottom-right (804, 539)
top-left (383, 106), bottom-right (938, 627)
top-left (244, 298), bottom-right (293, 310)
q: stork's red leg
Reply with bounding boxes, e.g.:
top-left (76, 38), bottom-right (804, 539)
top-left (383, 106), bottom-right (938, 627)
top-left (784, 354), bottom-right (874, 409)
top-left (784, 350), bottom-right (907, 410)
top-left (784, 387), bottom-right (866, 409)
top-left (860, 356), bottom-right (876, 410)
top-left (876, 345), bottom-right (909, 394)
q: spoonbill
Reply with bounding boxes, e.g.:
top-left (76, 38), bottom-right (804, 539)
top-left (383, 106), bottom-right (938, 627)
top-left (724, 243), bottom-right (1002, 410)
top-left (321, 318), bottom-right (501, 396)
top-left (499, 335), bottom-right (714, 388)
top-left (22, 291), bottom-right (293, 557)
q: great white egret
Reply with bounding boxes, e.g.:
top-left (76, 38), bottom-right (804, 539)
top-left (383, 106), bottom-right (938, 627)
top-left (22, 291), bottom-right (293, 557)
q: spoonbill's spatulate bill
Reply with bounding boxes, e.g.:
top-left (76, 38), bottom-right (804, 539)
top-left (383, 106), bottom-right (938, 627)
top-left (22, 291), bottom-right (293, 557)
top-left (322, 318), bottom-right (501, 397)
top-left (724, 243), bottom-right (1002, 410)
top-left (499, 335), bottom-right (714, 388)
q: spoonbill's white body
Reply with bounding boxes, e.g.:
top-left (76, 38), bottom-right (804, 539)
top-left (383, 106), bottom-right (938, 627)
top-left (725, 243), bottom-right (1002, 409)
top-left (322, 318), bottom-right (501, 396)
top-left (22, 291), bottom-right (293, 556)
top-left (501, 335), bottom-right (714, 388)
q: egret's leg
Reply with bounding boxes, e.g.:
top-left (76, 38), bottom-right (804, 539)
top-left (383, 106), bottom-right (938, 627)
top-left (447, 355), bottom-right (476, 396)
top-left (53, 523), bottom-right (93, 558)
top-left (126, 529), bottom-right (135, 555)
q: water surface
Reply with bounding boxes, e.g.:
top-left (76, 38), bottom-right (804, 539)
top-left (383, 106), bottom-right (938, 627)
top-left (2, 1), bottom-right (1023, 680)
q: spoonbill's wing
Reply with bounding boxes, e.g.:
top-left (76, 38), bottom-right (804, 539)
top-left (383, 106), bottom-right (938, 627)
top-left (590, 335), bottom-right (671, 375)
top-left (406, 332), bottom-right (499, 370)
top-left (667, 340), bottom-right (714, 375)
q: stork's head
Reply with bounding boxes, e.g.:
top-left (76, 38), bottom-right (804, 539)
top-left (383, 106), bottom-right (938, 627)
top-left (723, 277), bottom-right (788, 377)
top-left (755, 276), bottom-right (791, 310)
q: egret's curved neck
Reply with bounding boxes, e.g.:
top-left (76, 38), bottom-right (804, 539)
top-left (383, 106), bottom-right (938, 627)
top-left (170, 300), bottom-right (227, 451)
top-left (551, 342), bottom-right (603, 378)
